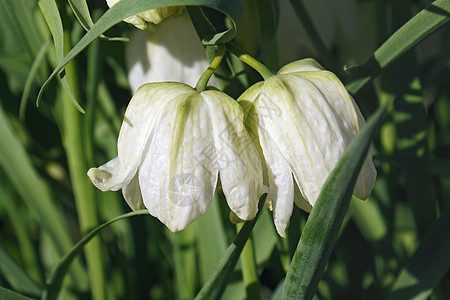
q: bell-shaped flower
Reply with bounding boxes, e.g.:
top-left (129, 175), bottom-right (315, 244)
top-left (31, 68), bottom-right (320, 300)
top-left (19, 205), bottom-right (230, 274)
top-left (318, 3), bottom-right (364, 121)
top-left (106, 0), bottom-right (183, 29)
top-left (238, 58), bottom-right (376, 237)
top-left (126, 11), bottom-right (219, 93)
top-left (88, 82), bottom-right (264, 232)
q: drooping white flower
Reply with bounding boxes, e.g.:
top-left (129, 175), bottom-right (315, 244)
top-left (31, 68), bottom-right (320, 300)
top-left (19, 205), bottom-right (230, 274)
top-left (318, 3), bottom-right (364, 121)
top-left (126, 11), bottom-right (219, 93)
top-left (88, 82), bottom-right (264, 232)
top-left (106, 0), bottom-right (183, 29)
top-left (238, 58), bottom-right (376, 237)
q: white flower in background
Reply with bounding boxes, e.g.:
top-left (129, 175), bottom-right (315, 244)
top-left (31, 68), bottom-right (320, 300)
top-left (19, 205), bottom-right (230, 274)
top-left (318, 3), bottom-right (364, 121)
top-left (106, 0), bottom-right (183, 29)
top-left (88, 82), bottom-right (264, 232)
top-left (126, 11), bottom-right (218, 93)
top-left (238, 58), bottom-right (376, 237)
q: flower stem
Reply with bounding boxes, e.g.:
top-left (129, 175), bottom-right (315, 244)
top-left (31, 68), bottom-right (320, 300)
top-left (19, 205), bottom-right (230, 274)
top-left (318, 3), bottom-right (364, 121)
top-left (195, 44), bottom-right (225, 92)
top-left (226, 43), bottom-right (274, 80)
top-left (237, 223), bottom-right (261, 300)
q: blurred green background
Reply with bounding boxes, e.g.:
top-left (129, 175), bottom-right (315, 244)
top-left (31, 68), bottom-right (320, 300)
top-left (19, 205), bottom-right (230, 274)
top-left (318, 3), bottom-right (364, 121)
top-left (0, 0), bottom-right (449, 299)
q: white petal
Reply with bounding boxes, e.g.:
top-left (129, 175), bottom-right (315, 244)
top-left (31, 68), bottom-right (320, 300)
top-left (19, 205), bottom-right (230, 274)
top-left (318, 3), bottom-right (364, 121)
top-left (122, 172), bottom-right (145, 211)
top-left (259, 75), bottom-right (351, 207)
top-left (202, 91), bottom-right (264, 221)
top-left (87, 156), bottom-right (127, 191)
top-left (138, 93), bottom-right (218, 232)
top-left (277, 58), bottom-right (325, 74)
top-left (126, 12), bottom-right (219, 93)
top-left (259, 133), bottom-right (294, 237)
top-left (117, 82), bottom-right (194, 189)
top-left (352, 106), bottom-right (377, 199)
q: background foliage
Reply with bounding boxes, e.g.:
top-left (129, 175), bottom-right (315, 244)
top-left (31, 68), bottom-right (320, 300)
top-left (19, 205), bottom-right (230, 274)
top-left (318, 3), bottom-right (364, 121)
top-left (0, 0), bottom-right (449, 299)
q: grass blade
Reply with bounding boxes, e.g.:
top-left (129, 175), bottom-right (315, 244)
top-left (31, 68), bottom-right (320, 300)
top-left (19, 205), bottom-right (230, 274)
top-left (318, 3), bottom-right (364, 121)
top-left (38, 0), bottom-right (85, 112)
top-left (0, 244), bottom-right (41, 297)
top-left (194, 195), bottom-right (266, 300)
top-left (0, 104), bottom-right (87, 285)
top-left (346, 0), bottom-right (450, 94)
top-left (0, 287), bottom-right (36, 300)
top-left (281, 102), bottom-right (389, 300)
top-left (41, 210), bottom-right (149, 300)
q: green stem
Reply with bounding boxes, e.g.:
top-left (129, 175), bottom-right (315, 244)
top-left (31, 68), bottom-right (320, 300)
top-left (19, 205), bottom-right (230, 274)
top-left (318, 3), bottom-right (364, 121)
top-left (237, 223), bottom-right (261, 300)
top-left (226, 43), bottom-right (274, 80)
top-left (62, 31), bottom-right (105, 300)
top-left (195, 44), bottom-right (226, 92)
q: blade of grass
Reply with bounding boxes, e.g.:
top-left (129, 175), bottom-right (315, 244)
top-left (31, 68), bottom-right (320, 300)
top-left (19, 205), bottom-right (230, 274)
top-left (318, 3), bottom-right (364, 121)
top-left (19, 39), bottom-right (50, 120)
top-left (38, 0), bottom-right (85, 113)
top-left (346, 0), bottom-right (450, 94)
top-left (0, 183), bottom-right (42, 286)
top-left (0, 244), bottom-right (42, 297)
top-left (281, 102), bottom-right (389, 300)
top-left (0, 287), bottom-right (36, 300)
top-left (195, 193), bottom-right (228, 284)
top-left (0, 103), bottom-right (87, 287)
top-left (194, 195), bottom-right (266, 300)
top-left (66, 0), bottom-right (127, 41)
top-left (60, 28), bottom-right (105, 300)
top-left (41, 210), bottom-right (149, 300)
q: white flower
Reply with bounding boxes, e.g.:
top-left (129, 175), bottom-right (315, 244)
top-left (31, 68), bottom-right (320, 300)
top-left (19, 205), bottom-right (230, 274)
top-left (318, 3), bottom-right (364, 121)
top-left (238, 58), bottom-right (377, 237)
top-left (126, 11), bottom-right (219, 93)
top-left (106, 0), bottom-right (183, 29)
top-left (88, 82), bottom-right (264, 232)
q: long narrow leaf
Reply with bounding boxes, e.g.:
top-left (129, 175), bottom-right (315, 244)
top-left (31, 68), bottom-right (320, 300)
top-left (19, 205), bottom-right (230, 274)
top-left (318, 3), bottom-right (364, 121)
top-left (41, 210), bottom-right (149, 300)
top-left (0, 104), bottom-right (87, 285)
top-left (346, 0), bottom-right (450, 94)
top-left (38, 0), bottom-right (85, 113)
top-left (37, 0), bottom-right (244, 106)
top-left (0, 287), bottom-right (36, 300)
top-left (281, 102), bottom-right (389, 300)
top-left (0, 244), bottom-right (41, 297)
top-left (194, 195), bottom-right (267, 300)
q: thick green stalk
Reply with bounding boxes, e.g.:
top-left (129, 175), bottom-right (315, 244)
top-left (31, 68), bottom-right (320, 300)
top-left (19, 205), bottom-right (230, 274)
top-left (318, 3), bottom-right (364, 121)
top-left (237, 223), bottom-right (261, 299)
top-left (226, 43), bottom-right (274, 80)
top-left (195, 44), bottom-right (225, 91)
top-left (61, 32), bottom-right (105, 300)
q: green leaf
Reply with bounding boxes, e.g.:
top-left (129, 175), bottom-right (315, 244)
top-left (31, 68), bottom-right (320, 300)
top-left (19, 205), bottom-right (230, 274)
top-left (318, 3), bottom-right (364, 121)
top-left (0, 104), bottom-right (87, 285)
top-left (0, 287), bottom-right (36, 300)
top-left (37, 0), bottom-right (244, 105)
top-left (38, 0), bottom-right (85, 113)
top-left (388, 209), bottom-right (450, 300)
top-left (41, 210), bottom-right (149, 300)
top-left (19, 39), bottom-right (51, 120)
top-left (280, 102), bottom-right (389, 300)
top-left (67, 0), bottom-right (128, 41)
top-left (195, 193), bottom-right (228, 284)
top-left (0, 244), bottom-right (42, 297)
top-left (194, 195), bottom-right (266, 300)
top-left (346, 0), bottom-right (450, 94)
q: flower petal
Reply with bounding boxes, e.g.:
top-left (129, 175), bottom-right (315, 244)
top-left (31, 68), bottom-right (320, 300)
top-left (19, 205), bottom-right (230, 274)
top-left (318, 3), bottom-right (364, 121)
top-left (117, 82), bottom-right (194, 190)
top-left (277, 58), bottom-right (325, 74)
top-left (126, 12), bottom-right (219, 93)
top-left (87, 156), bottom-right (126, 191)
top-left (122, 172), bottom-right (145, 211)
top-left (137, 93), bottom-right (218, 232)
top-left (259, 133), bottom-right (294, 237)
top-left (202, 91), bottom-right (265, 221)
top-left (259, 75), bottom-right (351, 206)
